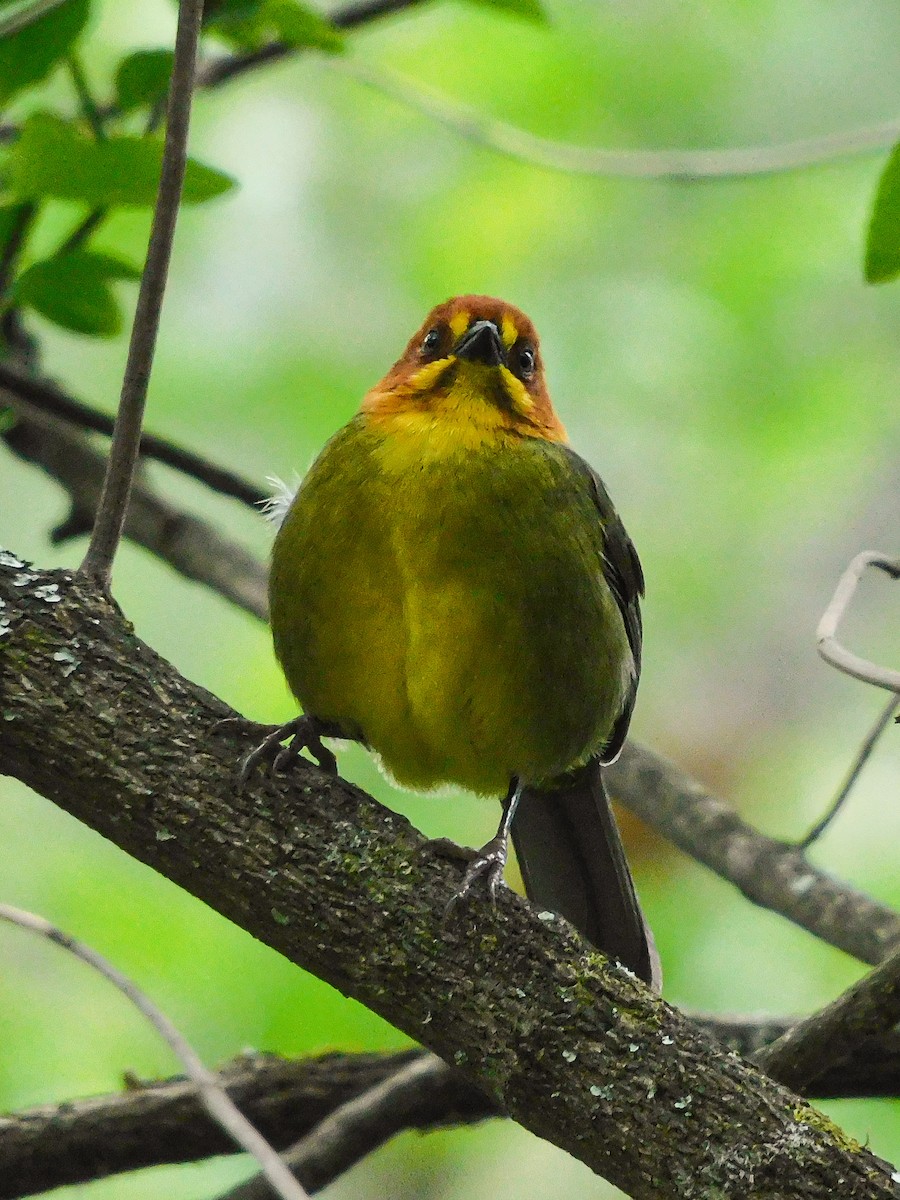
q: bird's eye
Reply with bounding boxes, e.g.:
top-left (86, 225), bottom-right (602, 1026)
top-left (516, 343), bottom-right (536, 380)
top-left (421, 327), bottom-right (442, 356)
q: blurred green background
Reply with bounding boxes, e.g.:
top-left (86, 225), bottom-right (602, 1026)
top-left (1, 1), bottom-right (899, 1195)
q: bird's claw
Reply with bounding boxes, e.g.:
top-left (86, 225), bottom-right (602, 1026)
top-left (213, 715), bottom-right (339, 789)
top-left (422, 834), bottom-right (509, 916)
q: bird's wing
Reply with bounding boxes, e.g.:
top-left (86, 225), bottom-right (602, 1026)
top-left (557, 445), bottom-right (645, 763)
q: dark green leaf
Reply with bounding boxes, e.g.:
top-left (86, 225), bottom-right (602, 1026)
top-left (202, 0), bottom-right (269, 49)
top-left (865, 144), bottom-right (900, 284)
top-left (12, 250), bottom-right (139, 336)
top-left (0, 201), bottom-right (31, 262)
top-left (114, 49), bottom-right (174, 112)
top-left (266, 0), bottom-right (344, 52)
top-left (202, 0), bottom-right (342, 51)
top-left (7, 114), bottom-right (236, 207)
top-left (0, 0), bottom-right (90, 108)
top-left (459, 0), bottom-right (547, 22)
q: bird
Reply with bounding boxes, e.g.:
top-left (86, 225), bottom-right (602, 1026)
top-left (252, 295), bottom-right (660, 989)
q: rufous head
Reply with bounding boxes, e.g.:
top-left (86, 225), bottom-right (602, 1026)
top-left (362, 296), bottom-right (566, 442)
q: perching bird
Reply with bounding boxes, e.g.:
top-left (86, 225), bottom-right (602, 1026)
top-left (255, 295), bottom-right (660, 989)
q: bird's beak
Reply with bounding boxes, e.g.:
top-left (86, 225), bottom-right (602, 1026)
top-left (454, 320), bottom-right (505, 368)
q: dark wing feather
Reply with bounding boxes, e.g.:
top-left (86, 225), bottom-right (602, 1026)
top-left (558, 445), bottom-right (645, 762)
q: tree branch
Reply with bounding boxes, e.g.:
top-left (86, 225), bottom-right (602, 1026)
top-left (330, 58), bottom-right (900, 183)
top-left (81, 0), bottom-right (205, 586)
top-left (2, 1016), bottom-right (898, 1200)
top-left (0, 905), bottom-right (308, 1200)
top-left (0, 361), bottom-right (268, 508)
top-left (799, 693), bottom-right (899, 849)
top-left (0, 1050), bottom-right (488, 1199)
top-left (607, 744), bottom-right (900, 967)
top-left (0, 557), bottom-right (897, 1199)
top-left (816, 551), bottom-right (900, 694)
top-left (755, 947), bottom-right (900, 1094)
top-left (218, 1054), bottom-right (455, 1200)
top-left (6, 409), bottom-right (898, 968)
top-left (2, 413), bottom-right (267, 618)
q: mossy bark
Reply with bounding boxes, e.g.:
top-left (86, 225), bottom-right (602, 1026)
top-left (0, 554), bottom-right (897, 1200)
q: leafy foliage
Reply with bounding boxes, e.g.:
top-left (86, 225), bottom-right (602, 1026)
top-left (7, 114), bottom-right (235, 207)
top-left (203, 0), bottom-right (344, 52)
top-left (0, 0), bottom-right (90, 106)
top-left (114, 49), bottom-right (174, 112)
top-left (865, 143), bottom-right (900, 283)
top-left (13, 249), bottom-right (140, 335)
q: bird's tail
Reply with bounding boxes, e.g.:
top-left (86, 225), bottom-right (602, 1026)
top-left (511, 757), bottom-right (661, 989)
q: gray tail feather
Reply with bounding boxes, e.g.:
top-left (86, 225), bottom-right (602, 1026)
top-left (511, 758), bottom-right (661, 989)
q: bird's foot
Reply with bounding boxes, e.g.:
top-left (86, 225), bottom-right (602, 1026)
top-left (423, 834), bottom-right (510, 915)
top-left (214, 715), bottom-right (339, 787)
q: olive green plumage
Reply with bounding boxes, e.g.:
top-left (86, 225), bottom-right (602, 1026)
top-left (270, 414), bottom-right (639, 797)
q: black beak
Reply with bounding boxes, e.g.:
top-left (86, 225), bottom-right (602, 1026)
top-left (454, 320), bottom-right (504, 367)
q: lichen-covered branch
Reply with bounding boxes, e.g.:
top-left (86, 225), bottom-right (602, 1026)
top-left (0, 556), bottom-right (897, 1200)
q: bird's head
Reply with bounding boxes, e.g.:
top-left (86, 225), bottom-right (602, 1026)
top-left (362, 296), bottom-right (567, 442)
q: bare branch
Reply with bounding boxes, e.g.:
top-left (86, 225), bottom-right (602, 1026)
top-left (3, 413), bottom-right (267, 618)
top-left (0, 362), bottom-right (268, 508)
top-left (607, 743), bottom-right (900, 967)
top-left (219, 1055), bottom-right (455, 1200)
top-left (1, 1018), bottom-right (897, 1200)
top-left (1, 559), bottom-right (897, 1199)
top-left (799, 694), bottom-right (899, 849)
top-left (0, 1050), bottom-right (490, 1199)
top-left (0, 905), bottom-right (309, 1200)
top-left (756, 947), bottom-right (900, 1094)
top-left (334, 59), bottom-right (900, 182)
top-left (816, 551), bottom-right (900, 693)
top-left (80, 0), bottom-right (206, 587)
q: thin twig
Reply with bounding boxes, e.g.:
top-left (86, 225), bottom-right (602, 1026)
top-left (80, 0), bottom-right (205, 588)
top-left (330, 58), bottom-right (900, 182)
top-left (67, 53), bottom-right (106, 141)
top-left (816, 551), bottom-right (900, 692)
top-left (798, 693), bottom-right (899, 849)
top-left (55, 207), bottom-right (109, 256)
top-left (0, 361), bottom-right (267, 507)
top-left (0, 904), bottom-right (309, 1200)
top-left (755, 946), bottom-right (900, 1093)
top-left (218, 1055), bottom-right (455, 1200)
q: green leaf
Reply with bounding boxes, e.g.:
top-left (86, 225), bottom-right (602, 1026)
top-left (0, 0), bottom-right (90, 108)
top-left (202, 0), bottom-right (269, 49)
top-left (114, 49), bottom-right (174, 112)
top-left (0, 201), bottom-right (31, 261)
top-left (266, 0), bottom-right (344, 52)
top-left (13, 249), bottom-right (140, 336)
top-left (459, 0), bottom-right (547, 21)
top-left (202, 0), bottom-right (342, 52)
top-left (7, 114), bottom-right (236, 207)
top-left (865, 143), bottom-right (900, 284)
